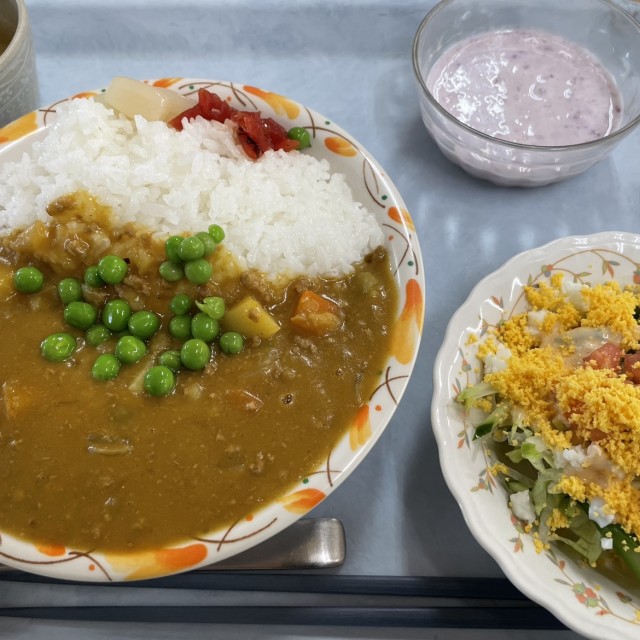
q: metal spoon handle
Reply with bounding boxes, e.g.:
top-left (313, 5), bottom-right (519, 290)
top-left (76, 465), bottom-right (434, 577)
top-left (208, 518), bottom-right (346, 570)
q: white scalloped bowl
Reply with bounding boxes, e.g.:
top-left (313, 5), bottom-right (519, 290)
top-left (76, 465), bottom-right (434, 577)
top-left (0, 79), bottom-right (424, 581)
top-left (432, 231), bottom-right (640, 639)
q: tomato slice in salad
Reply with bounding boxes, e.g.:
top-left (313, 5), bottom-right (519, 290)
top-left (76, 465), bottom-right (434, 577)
top-left (583, 342), bottom-right (623, 371)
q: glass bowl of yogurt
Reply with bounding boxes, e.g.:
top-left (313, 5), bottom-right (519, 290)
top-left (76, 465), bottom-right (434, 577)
top-left (412, 0), bottom-right (640, 187)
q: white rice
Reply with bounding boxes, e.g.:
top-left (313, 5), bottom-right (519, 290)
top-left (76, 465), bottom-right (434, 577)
top-left (0, 99), bottom-right (383, 278)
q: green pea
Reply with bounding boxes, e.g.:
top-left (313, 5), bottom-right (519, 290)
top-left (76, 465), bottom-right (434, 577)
top-left (165, 235), bottom-right (184, 264)
top-left (287, 126), bottom-right (311, 150)
top-left (184, 258), bottom-right (212, 285)
top-left (180, 338), bottom-right (210, 371)
top-left (92, 354), bottom-right (120, 381)
top-left (97, 255), bottom-right (128, 285)
top-left (40, 332), bottom-right (76, 362)
top-left (195, 231), bottom-right (217, 257)
top-left (115, 335), bottom-right (147, 365)
top-left (14, 266), bottom-right (44, 293)
top-left (128, 310), bottom-right (160, 340)
top-left (208, 224), bottom-right (225, 244)
top-left (190, 312), bottom-right (220, 343)
top-left (57, 277), bottom-right (83, 304)
top-left (102, 299), bottom-right (132, 332)
top-left (84, 265), bottom-right (106, 288)
top-left (64, 301), bottom-right (98, 331)
top-left (144, 366), bottom-right (175, 397)
top-left (178, 236), bottom-right (205, 262)
top-left (219, 331), bottom-right (245, 355)
top-left (158, 349), bottom-right (182, 372)
top-left (170, 293), bottom-right (192, 316)
top-left (195, 296), bottom-right (225, 320)
top-left (86, 324), bottom-right (112, 346)
top-left (159, 261), bottom-right (184, 282)
top-left (169, 315), bottom-right (192, 340)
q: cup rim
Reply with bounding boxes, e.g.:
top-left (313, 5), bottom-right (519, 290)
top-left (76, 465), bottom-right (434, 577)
top-left (412, 0), bottom-right (640, 153)
top-left (0, 0), bottom-right (28, 69)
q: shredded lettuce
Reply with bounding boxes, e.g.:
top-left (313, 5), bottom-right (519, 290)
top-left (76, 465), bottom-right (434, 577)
top-left (473, 401), bottom-right (512, 440)
top-left (458, 384), bottom-right (612, 572)
top-left (455, 381), bottom-right (497, 410)
top-left (541, 506), bottom-right (603, 566)
top-left (601, 524), bottom-right (640, 581)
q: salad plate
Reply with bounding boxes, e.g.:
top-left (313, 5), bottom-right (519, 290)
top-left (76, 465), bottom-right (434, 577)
top-left (0, 78), bottom-right (425, 581)
top-left (432, 231), bottom-right (640, 640)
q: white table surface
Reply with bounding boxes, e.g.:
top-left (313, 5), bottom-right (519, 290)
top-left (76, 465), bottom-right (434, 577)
top-left (2, 0), bottom-right (640, 637)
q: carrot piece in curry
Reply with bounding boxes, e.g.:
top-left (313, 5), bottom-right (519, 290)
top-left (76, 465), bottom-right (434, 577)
top-left (291, 290), bottom-right (342, 336)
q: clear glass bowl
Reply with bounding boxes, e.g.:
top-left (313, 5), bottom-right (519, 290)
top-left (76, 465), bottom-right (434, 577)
top-left (412, 0), bottom-right (640, 187)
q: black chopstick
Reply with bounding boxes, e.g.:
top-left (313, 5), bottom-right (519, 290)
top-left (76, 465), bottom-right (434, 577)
top-left (143, 574), bottom-right (530, 600)
top-left (0, 572), bottom-right (528, 600)
top-left (0, 605), bottom-right (566, 629)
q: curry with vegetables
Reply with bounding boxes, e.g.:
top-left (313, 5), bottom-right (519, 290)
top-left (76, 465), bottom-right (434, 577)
top-left (0, 192), bottom-right (397, 552)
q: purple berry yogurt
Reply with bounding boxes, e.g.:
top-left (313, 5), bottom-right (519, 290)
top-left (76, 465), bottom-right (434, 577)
top-left (426, 29), bottom-right (622, 146)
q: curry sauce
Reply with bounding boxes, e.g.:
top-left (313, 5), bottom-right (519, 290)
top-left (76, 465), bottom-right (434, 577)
top-left (0, 193), bottom-right (397, 552)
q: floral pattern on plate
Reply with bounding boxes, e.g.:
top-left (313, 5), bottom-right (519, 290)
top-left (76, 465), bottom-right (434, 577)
top-left (0, 78), bottom-right (424, 581)
top-left (432, 231), bottom-right (640, 639)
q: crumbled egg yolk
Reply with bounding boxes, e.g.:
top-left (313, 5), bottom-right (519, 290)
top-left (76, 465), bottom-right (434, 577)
top-left (532, 532), bottom-right (550, 554)
top-left (479, 274), bottom-right (640, 539)
top-left (555, 368), bottom-right (640, 475)
top-left (496, 314), bottom-right (536, 356)
top-left (485, 346), bottom-right (572, 450)
top-left (477, 337), bottom-right (498, 359)
top-left (546, 508), bottom-right (571, 531)
top-left (581, 282), bottom-right (640, 351)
